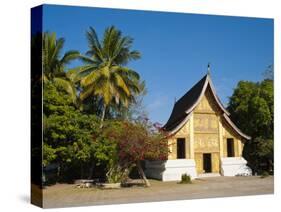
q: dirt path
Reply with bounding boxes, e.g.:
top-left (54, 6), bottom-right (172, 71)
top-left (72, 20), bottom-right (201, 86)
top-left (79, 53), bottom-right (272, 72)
top-left (42, 176), bottom-right (274, 208)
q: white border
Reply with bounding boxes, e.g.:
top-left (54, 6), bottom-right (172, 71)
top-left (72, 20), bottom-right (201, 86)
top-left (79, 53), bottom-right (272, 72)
top-left (0, 0), bottom-right (279, 212)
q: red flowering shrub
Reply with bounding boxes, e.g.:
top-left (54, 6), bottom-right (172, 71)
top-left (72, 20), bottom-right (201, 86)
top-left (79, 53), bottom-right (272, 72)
top-left (117, 121), bottom-right (168, 162)
top-left (101, 119), bottom-right (168, 186)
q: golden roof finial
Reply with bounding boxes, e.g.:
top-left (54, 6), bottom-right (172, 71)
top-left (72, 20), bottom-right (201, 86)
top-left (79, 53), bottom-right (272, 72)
top-left (207, 62), bottom-right (211, 75)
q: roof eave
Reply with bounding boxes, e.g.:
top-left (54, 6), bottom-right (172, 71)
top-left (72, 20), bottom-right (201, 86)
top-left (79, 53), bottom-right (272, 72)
top-left (165, 113), bottom-right (192, 135)
top-left (206, 74), bottom-right (230, 116)
top-left (184, 74), bottom-right (230, 116)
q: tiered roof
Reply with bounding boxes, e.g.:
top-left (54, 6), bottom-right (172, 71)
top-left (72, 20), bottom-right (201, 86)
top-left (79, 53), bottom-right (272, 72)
top-left (163, 73), bottom-right (250, 140)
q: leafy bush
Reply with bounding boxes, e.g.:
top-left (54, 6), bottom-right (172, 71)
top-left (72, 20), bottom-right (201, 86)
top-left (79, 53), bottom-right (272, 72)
top-left (99, 119), bottom-right (168, 186)
top-left (180, 174), bottom-right (192, 184)
top-left (260, 171), bottom-right (269, 178)
top-left (106, 165), bottom-right (128, 183)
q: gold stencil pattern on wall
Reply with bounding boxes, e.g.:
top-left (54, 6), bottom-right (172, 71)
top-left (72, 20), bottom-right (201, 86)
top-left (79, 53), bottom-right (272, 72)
top-left (194, 134), bottom-right (219, 152)
top-left (194, 87), bottom-right (220, 113)
top-left (176, 120), bottom-right (190, 136)
top-left (195, 153), bottom-right (203, 174)
top-left (211, 152), bottom-right (220, 173)
top-left (194, 113), bottom-right (218, 132)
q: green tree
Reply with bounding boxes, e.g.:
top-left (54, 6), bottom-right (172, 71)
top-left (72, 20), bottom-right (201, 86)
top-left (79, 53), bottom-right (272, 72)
top-left (75, 26), bottom-right (142, 127)
top-left (43, 143), bottom-right (57, 167)
top-left (263, 64), bottom-right (274, 80)
top-left (227, 72), bottom-right (273, 174)
top-left (43, 82), bottom-right (75, 116)
top-left (227, 81), bottom-right (258, 136)
top-left (43, 32), bottom-right (80, 104)
top-left (43, 82), bottom-right (100, 180)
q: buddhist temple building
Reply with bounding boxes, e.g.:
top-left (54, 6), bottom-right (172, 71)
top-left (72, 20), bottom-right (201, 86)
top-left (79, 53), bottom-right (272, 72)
top-left (145, 70), bottom-right (252, 181)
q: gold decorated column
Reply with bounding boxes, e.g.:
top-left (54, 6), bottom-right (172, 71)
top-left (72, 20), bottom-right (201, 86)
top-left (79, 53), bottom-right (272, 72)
top-left (189, 112), bottom-right (194, 159)
top-left (168, 138), bottom-right (177, 159)
top-left (218, 117), bottom-right (224, 157)
top-left (168, 139), bottom-right (172, 159)
top-left (237, 139), bottom-right (242, 157)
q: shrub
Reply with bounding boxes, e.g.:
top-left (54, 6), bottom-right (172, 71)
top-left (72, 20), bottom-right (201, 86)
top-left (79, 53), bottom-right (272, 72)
top-left (260, 171), bottom-right (269, 178)
top-left (180, 174), bottom-right (192, 184)
top-left (106, 165), bottom-right (126, 183)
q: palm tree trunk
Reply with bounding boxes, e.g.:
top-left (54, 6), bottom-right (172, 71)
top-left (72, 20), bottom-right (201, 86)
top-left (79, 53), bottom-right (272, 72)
top-left (100, 104), bottom-right (106, 128)
top-left (136, 161), bottom-right (150, 187)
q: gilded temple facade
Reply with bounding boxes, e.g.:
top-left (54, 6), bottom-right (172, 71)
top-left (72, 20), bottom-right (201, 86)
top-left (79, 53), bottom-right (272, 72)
top-left (145, 72), bottom-right (252, 181)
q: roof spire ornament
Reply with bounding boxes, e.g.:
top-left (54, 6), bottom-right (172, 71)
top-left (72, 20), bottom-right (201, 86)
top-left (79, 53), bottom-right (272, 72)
top-left (207, 62), bottom-right (211, 75)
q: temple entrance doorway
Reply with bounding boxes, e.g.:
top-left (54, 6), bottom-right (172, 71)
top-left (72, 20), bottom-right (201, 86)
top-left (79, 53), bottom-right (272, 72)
top-left (203, 153), bottom-right (212, 173)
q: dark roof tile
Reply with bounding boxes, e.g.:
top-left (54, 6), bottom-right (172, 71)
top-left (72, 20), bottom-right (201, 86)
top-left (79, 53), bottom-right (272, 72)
top-left (163, 74), bottom-right (207, 130)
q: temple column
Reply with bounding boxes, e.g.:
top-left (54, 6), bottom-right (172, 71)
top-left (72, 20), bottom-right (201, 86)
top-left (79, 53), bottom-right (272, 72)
top-left (218, 117), bottom-right (224, 158)
top-left (237, 140), bottom-right (242, 157)
top-left (168, 139), bottom-right (173, 159)
top-left (189, 112), bottom-right (194, 159)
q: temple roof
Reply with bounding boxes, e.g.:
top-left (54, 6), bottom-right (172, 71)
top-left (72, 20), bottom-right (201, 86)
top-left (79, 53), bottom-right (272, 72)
top-left (163, 75), bottom-right (207, 131)
top-left (163, 73), bottom-right (251, 140)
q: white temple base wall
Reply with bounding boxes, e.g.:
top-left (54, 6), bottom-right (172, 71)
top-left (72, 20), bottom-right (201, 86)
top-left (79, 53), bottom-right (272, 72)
top-left (220, 157), bottom-right (252, 176)
top-left (145, 159), bottom-right (197, 181)
top-left (145, 158), bottom-right (252, 181)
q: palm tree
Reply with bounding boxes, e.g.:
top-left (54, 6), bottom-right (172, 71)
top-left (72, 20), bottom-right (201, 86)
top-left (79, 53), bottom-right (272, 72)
top-left (43, 32), bottom-right (80, 103)
top-left (76, 26), bottom-right (142, 127)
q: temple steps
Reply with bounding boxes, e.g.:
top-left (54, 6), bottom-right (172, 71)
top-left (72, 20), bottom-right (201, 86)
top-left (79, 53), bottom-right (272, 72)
top-left (198, 173), bottom-right (221, 178)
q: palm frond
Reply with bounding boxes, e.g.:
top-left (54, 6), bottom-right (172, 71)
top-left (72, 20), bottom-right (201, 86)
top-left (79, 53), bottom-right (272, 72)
top-left (79, 84), bottom-right (94, 101)
top-left (78, 55), bottom-right (98, 65)
top-left (87, 27), bottom-right (102, 50)
top-left (66, 69), bottom-right (81, 83)
top-left (91, 77), bottom-right (112, 106)
top-left (114, 66), bottom-right (140, 80)
top-left (70, 65), bottom-right (98, 78)
top-left (128, 50), bottom-right (141, 60)
top-left (111, 37), bottom-right (129, 62)
top-left (43, 32), bottom-right (78, 80)
top-left (86, 27), bottom-right (104, 62)
top-left (112, 73), bottom-right (130, 96)
top-left (102, 26), bottom-right (116, 58)
top-left (80, 69), bottom-right (102, 87)
top-left (53, 77), bottom-right (77, 103)
top-left (78, 26), bottom-right (142, 112)
top-left (49, 37), bottom-right (65, 72)
top-left (115, 86), bottom-right (131, 107)
top-left (100, 66), bottom-right (110, 79)
top-left (61, 50), bottom-right (80, 65)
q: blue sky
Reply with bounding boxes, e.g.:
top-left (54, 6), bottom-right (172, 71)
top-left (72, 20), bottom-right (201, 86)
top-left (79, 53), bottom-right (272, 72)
top-left (42, 4), bottom-right (273, 124)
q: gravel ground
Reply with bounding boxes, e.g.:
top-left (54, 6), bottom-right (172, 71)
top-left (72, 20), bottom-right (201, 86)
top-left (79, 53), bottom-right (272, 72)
top-left (42, 176), bottom-right (274, 208)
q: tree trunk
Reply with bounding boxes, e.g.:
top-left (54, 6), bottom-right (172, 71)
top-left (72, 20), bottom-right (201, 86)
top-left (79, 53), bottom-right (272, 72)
top-left (80, 164), bottom-right (84, 179)
top-left (268, 159), bottom-right (273, 173)
top-left (136, 161), bottom-right (150, 187)
top-left (100, 104), bottom-right (106, 128)
top-left (88, 161), bottom-right (95, 179)
top-left (57, 164), bottom-right (61, 179)
top-left (123, 167), bottom-right (130, 182)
